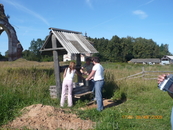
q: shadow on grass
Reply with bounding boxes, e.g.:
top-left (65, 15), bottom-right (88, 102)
top-left (104, 93), bottom-right (127, 109)
top-left (80, 92), bottom-right (127, 110)
top-left (74, 72), bottom-right (127, 109)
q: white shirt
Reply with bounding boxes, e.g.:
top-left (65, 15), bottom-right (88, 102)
top-left (64, 68), bottom-right (76, 80)
top-left (92, 63), bottom-right (104, 81)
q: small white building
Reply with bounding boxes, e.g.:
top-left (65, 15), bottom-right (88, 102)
top-left (63, 53), bottom-right (84, 62)
top-left (63, 53), bottom-right (92, 62)
top-left (161, 55), bottom-right (173, 65)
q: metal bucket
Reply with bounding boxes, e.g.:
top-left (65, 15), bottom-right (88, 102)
top-left (83, 80), bottom-right (89, 86)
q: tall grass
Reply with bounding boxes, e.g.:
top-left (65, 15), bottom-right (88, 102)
top-left (0, 59), bottom-right (173, 130)
top-left (0, 60), bottom-right (59, 125)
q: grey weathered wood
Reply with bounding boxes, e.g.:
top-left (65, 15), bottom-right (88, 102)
top-left (73, 86), bottom-right (90, 94)
top-left (40, 47), bottom-right (65, 51)
top-left (74, 91), bottom-right (93, 98)
top-left (52, 35), bottom-right (61, 98)
top-left (40, 28), bottom-right (98, 99)
top-left (116, 67), bottom-right (173, 81)
top-left (76, 54), bottom-right (82, 82)
top-left (49, 85), bottom-right (92, 99)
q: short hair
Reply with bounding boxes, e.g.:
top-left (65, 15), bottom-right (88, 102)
top-left (85, 57), bottom-right (91, 62)
top-left (92, 57), bottom-right (100, 63)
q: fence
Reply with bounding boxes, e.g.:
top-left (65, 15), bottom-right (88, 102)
top-left (116, 67), bottom-right (173, 81)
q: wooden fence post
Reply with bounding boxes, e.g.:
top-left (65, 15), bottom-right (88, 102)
top-left (142, 67), bottom-right (145, 79)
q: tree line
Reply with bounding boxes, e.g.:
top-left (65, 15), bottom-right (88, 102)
top-left (0, 35), bottom-right (171, 62)
top-left (88, 36), bottom-right (171, 62)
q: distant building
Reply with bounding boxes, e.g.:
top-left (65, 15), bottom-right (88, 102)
top-left (160, 55), bottom-right (173, 65)
top-left (63, 53), bottom-right (87, 62)
top-left (129, 58), bottom-right (160, 64)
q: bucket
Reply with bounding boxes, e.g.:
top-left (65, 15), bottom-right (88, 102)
top-left (85, 80), bottom-right (89, 86)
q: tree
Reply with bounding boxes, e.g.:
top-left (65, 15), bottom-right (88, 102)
top-left (22, 50), bottom-right (35, 61)
top-left (23, 35), bottom-right (172, 62)
top-left (120, 37), bottom-right (134, 62)
top-left (107, 35), bottom-right (121, 62)
top-left (25, 38), bottom-right (46, 61)
top-left (0, 52), bottom-right (8, 61)
top-left (23, 37), bottom-right (54, 61)
top-left (89, 35), bottom-right (172, 62)
top-left (29, 39), bottom-right (44, 55)
top-left (159, 44), bottom-right (171, 57)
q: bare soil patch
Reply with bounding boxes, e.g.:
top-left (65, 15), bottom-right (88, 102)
top-left (2, 99), bottom-right (123, 130)
top-left (2, 104), bottom-right (95, 130)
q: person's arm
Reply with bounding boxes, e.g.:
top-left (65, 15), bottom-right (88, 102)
top-left (80, 67), bottom-right (84, 74)
top-left (63, 68), bottom-right (67, 78)
top-left (157, 74), bottom-right (167, 84)
top-left (76, 70), bottom-right (84, 79)
top-left (80, 66), bottom-right (88, 75)
top-left (157, 74), bottom-right (173, 98)
top-left (86, 70), bottom-right (96, 80)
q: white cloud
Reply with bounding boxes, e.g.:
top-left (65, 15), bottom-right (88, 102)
top-left (145, 0), bottom-right (155, 5)
top-left (138, 0), bottom-right (155, 7)
top-left (133, 10), bottom-right (148, 19)
top-left (2, 0), bottom-right (50, 26)
top-left (85, 0), bottom-right (93, 8)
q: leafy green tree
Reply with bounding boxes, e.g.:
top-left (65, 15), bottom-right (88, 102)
top-left (0, 52), bottom-right (3, 59)
top-left (107, 35), bottom-right (121, 62)
top-left (120, 36), bottom-right (134, 62)
top-left (23, 35), bottom-right (171, 62)
top-left (28, 38), bottom-right (44, 60)
top-left (89, 35), bottom-right (172, 62)
top-left (91, 37), bottom-right (109, 61)
top-left (22, 50), bottom-right (35, 61)
top-left (0, 52), bottom-right (8, 61)
top-left (159, 44), bottom-right (171, 57)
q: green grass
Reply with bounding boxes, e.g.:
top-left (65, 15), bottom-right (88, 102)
top-left (75, 79), bottom-right (172, 130)
top-left (0, 60), bottom-right (173, 130)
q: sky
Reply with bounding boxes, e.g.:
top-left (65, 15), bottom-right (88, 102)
top-left (0, 0), bottom-right (173, 55)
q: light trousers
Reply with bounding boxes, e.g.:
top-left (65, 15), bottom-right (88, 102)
top-left (60, 79), bottom-right (73, 107)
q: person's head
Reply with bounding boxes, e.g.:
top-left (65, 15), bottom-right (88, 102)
top-left (85, 57), bottom-right (91, 65)
top-left (92, 57), bottom-right (100, 64)
top-left (69, 61), bottom-right (76, 71)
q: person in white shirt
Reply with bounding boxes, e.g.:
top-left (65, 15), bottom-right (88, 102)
top-left (86, 57), bottom-right (104, 111)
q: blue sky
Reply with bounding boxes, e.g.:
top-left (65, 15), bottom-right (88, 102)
top-left (0, 0), bottom-right (173, 55)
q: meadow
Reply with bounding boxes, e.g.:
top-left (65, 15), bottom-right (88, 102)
top-left (0, 58), bottom-right (173, 130)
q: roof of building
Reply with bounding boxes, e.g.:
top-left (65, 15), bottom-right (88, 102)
top-left (161, 55), bottom-right (173, 60)
top-left (40, 27), bottom-right (98, 55)
top-left (130, 58), bottom-right (160, 63)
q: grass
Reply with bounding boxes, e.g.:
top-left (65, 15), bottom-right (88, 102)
top-left (0, 59), bottom-right (173, 130)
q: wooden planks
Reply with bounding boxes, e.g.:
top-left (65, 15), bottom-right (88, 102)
top-left (49, 84), bottom-right (93, 99)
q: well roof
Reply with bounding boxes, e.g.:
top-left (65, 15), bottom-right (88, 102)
top-left (40, 27), bottom-right (98, 55)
